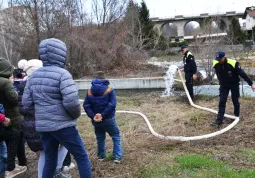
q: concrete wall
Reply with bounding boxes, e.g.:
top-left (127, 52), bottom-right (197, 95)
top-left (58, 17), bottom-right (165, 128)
top-left (169, 45), bottom-right (244, 53)
top-left (75, 77), bottom-right (166, 90)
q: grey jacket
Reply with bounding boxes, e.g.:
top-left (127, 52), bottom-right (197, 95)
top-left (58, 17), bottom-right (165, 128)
top-left (22, 38), bottom-right (81, 132)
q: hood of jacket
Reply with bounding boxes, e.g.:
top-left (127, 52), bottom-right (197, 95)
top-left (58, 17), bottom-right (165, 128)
top-left (90, 78), bottom-right (110, 96)
top-left (0, 58), bottom-right (14, 78)
top-left (39, 38), bottom-right (67, 68)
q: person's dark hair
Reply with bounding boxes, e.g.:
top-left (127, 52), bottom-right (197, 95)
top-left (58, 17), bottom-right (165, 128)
top-left (14, 68), bottom-right (23, 78)
top-left (94, 71), bottom-right (105, 79)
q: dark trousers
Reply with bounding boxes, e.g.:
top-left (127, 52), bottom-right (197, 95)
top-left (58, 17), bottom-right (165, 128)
top-left (63, 152), bottom-right (71, 167)
top-left (217, 85), bottom-right (240, 122)
top-left (5, 129), bottom-right (27, 171)
top-left (185, 73), bottom-right (194, 99)
top-left (16, 132), bottom-right (27, 167)
top-left (40, 126), bottom-right (92, 178)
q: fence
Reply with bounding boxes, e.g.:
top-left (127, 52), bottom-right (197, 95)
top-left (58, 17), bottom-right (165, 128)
top-left (240, 61), bottom-right (255, 75)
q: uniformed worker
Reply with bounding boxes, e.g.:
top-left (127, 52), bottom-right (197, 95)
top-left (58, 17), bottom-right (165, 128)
top-left (211, 51), bottom-right (255, 126)
top-left (180, 46), bottom-right (197, 100)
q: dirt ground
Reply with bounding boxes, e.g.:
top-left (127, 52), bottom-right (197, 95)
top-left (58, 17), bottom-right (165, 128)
top-left (18, 94), bottom-right (255, 178)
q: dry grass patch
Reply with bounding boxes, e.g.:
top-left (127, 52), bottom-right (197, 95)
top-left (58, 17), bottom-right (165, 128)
top-left (20, 94), bottom-right (255, 178)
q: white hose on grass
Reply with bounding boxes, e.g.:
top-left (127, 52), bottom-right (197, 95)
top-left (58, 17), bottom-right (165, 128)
top-left (80, 69), bottom-right (239, 141)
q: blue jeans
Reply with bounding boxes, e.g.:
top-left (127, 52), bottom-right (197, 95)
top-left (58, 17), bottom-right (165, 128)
top-left (95, 119), bottom-right (122, 160)
top-left (0, 141), bottom-right (7, 177)
top-left (38, 146), bottom-right (68, 178)
top-left (40, 127), bottom-right (92, 178)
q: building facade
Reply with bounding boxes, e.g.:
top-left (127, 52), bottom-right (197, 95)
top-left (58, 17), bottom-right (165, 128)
top-left (243, 6), bottom-right (255, 30)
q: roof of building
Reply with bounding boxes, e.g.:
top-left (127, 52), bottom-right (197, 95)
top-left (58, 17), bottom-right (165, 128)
top-left (243, 6), bottom-right (255, 19)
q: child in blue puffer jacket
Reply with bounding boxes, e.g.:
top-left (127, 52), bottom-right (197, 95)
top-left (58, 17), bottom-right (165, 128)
top-left (83, 71), bottom-right (123, 163)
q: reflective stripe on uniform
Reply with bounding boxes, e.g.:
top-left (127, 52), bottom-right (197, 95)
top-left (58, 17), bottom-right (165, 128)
top-left (213, 60), bottom-right (219, 67)
top-left (212, 58), bottom-right (236, 68)
top-left (87, 86), bottom-right (112, 97)
top-left (227, 59), bottom-right (236, 68)
top-left (187, 51), bottom-right (192, 57)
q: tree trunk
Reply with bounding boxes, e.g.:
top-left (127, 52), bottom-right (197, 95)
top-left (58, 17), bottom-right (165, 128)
top-left (33, 0), bottom-right (40, 47)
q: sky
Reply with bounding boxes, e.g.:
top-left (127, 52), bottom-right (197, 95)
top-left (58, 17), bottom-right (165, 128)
top-left (135, 0), bottom-right (254, 18)
top-left (1, 0), bottom-right (254, 20)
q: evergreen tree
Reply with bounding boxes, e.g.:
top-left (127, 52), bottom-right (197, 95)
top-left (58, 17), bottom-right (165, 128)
top-left (125, 0), bottom-right (139, 19)
top-left (138, 0), bottom-right (155, 49)
top-left (228, 17), bottom-right (248, 44)
top-left (125, 0), bottom-right (163, 50)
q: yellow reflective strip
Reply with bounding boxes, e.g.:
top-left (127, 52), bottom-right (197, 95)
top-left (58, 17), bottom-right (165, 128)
top-left (227, 59), bottom-right (236, 68)
top-left (213, 60), bottom-right (219, 67)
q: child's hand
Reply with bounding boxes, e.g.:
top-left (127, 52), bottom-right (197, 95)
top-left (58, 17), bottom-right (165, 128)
top-left (3, 117), bottom-right (11, 127)
top-left (96, 113), bottom-right (102, 120)
top-left (9, 74), bottom-right (14, 83)
top-left (93, 114), bottom-right (102, 122)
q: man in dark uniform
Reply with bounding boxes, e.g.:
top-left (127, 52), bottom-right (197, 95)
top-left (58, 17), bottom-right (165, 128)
top-left (180, 46), bottom-right (197, 100)
top-left (211, 51), bottom-right (255, 126)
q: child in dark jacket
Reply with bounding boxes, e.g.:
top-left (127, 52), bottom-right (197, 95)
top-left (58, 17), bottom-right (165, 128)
top-left (0, 58), bottom-right (27, 178)
top-left (13, 59), bottom-right (27, 92)
top-left (83, 71), bottom-right (123, 163)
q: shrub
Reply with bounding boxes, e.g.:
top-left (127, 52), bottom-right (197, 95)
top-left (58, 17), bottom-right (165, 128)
top-left (169, 40), bottom-right (188, 47)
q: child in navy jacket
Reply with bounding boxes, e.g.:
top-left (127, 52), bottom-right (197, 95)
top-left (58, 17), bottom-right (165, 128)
top-left (83, 71), bottom-right (123, 163)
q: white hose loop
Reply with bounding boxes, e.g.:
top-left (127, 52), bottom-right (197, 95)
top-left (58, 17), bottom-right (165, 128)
top-left (80, 69), bottom-right (240, 141)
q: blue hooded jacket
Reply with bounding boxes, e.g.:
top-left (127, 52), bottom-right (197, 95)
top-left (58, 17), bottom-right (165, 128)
top-left (22, 38), bottom-right (81, 132)
top-left (83, 78), bottom-right (116, 126)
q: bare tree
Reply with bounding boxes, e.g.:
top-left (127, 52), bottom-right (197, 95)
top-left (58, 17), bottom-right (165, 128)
top-left (123, 1), bottom-right (142, 49)
top-left (191, 16), bottom-right (227, 83)
top-left (92, 0), bottom-right (128, 27)
top-left (0, 0), bottom-right (85, 64)
top-left (0, 0), bottom-right (147, 77)
top-left (0, 5), bottom-right (30, 64)
top-left (10, 0), bottom-right (85, 42)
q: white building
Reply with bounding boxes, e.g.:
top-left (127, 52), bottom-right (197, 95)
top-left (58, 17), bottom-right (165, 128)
top-left (243, 6), bottom-right (255, 30)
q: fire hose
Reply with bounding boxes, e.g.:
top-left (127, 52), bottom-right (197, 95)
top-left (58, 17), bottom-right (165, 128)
top-left (80, 68), bottom-right (239, 141)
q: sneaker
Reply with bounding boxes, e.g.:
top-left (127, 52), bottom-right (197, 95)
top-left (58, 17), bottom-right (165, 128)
top-left (68, 163), bottom-right (75, 170)
top-left (16, 165), bottom-right (27, 169)
top-left (210, 120), bottom-right (223, 127)
top-left (5, 165), bottom-right (27, 178)
top-left (62, 162), bottom-right (75, 172)
top-left (98, 158), bottom-right (104, 162)
top-left (54, 171), bottom-right (72, 178)
top-left (98, 156), bottom-right (105, 162)
top-left (114, 159), bottom-right (121, 164)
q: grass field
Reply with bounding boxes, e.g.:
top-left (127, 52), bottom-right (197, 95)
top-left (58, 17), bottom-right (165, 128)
top-left (21, 93), bottom-right (255, 178)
